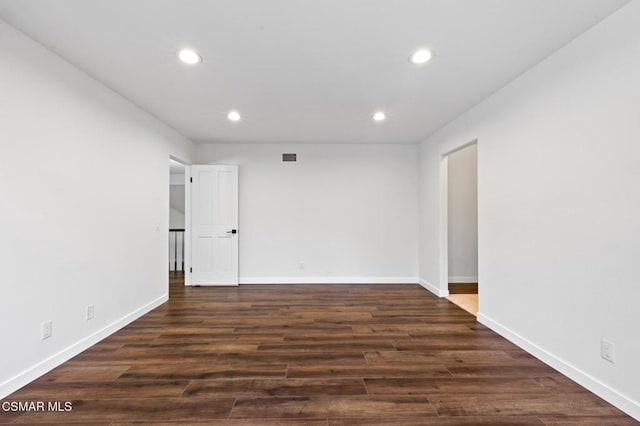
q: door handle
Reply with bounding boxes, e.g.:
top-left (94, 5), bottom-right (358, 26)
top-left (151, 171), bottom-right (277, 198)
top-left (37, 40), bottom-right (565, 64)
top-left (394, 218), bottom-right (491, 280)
top-left (226, 229), bottom-right (237, 234)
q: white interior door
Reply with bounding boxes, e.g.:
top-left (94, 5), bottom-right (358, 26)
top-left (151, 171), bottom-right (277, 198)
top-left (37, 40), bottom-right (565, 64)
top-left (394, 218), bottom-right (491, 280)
top-left (191, 165), bottom-right (238, 285)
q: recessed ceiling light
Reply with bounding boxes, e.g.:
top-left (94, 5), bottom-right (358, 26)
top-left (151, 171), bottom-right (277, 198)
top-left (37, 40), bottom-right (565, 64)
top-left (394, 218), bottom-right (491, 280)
top-left (227, 110), bottom-right (241, 122)
top-left (372, 111), bottom-right (386, 122)
top-left (409, 49), bottom-right (433, 65)
top-left (177, 48), bottom-right (201, 65)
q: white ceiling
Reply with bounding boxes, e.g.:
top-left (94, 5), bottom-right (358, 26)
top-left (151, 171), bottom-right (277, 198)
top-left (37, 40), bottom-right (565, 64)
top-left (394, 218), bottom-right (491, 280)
top-left (0, 0), bottom-right (628, 144)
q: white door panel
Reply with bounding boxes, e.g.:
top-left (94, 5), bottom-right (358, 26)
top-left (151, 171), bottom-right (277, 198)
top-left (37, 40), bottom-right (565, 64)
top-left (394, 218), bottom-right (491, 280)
top-left (191, 165), bottom-right (238, 285)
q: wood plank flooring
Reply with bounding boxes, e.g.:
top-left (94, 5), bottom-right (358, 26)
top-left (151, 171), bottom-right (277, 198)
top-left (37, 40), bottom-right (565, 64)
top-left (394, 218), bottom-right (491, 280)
top-left (448, 283), bottom-right (478, 294)
top-left (447, 294), bottom-right (478, 316)
top-left (0, 272), bottom-right (635, 424)
top-left (448, 283), bottom-right (479, 316)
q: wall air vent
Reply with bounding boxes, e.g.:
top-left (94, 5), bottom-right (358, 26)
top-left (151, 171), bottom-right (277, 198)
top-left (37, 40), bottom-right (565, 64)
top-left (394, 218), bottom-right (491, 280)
top-left (282, 153), bottom-right (297, 162)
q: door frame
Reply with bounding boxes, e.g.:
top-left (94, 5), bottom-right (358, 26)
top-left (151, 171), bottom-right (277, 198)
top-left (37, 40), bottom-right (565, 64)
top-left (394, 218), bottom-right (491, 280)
top-left (439, 139), bottom-right (478, 297)
top-left (184, 164), bottom-right (192, 286)
top-left (169, 155), bottom-right (192, 286)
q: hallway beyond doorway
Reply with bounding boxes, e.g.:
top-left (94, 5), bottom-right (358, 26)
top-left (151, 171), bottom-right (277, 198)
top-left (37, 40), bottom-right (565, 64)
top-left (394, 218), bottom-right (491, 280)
top-left (448, 282), bottom-right (478, 316)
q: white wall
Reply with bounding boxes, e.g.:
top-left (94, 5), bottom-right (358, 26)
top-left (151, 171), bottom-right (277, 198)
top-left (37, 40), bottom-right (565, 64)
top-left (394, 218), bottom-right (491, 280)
top-left (418, 2), bottom-right (640, 419)
top-left (169, 207), bottom-right (185, 229)
top-left (169, 173), bottom-right (185, 186)
top-left (0, 20), bottom-right (195, 397)
top-left (197, 143), bottom-right (419, 283)
top-left (169, 183), bottom-right (185, 228)
top-left (447, 144), bottom-right (478, 283)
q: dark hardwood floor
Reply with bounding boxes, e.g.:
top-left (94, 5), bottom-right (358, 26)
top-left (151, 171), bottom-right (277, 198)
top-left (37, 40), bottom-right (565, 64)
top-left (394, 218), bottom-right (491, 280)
top-left (448, 283), bottom-right (478, 294)
top-left (1, 272), bottom-right (635, 424)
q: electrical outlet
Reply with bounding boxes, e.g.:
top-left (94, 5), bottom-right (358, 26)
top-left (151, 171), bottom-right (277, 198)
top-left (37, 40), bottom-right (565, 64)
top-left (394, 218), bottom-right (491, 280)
top-left (299, 261), bottom-right (305, 270)
top-left (601, 339), bottom-right (615, 363)
top-left (41, 321), bottom-right (52, 340)
top-left (86, 304), bottom-right (95, 320)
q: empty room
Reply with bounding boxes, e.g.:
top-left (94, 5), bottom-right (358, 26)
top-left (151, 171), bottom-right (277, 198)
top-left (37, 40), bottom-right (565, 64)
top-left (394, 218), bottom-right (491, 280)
top-left (1, 0), bottom-right (639, 424)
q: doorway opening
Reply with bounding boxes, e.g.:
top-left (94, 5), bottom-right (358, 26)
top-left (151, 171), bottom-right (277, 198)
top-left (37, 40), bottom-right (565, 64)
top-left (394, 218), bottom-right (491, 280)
top-left (443, 142), bottom-right (478, 315)
top-left (169, 158), bottom-right (188, 289)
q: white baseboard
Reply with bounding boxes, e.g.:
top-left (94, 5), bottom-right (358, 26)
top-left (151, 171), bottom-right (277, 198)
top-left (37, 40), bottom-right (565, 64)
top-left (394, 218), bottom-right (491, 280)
top-left (239, 276), bottom-right (418, 284)
top-left (477, 312), bottom-right (640, 421)
top-left (418, 278), bottom-right (449, 297)
top-left (448, 276), bottom-right (478, 283)
top-left (0, 294), bottom-right (168, 399)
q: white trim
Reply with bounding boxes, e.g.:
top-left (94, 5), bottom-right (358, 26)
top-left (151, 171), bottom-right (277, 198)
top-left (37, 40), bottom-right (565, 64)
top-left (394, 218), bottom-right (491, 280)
top-left (448, 276), bottom-right (478, 283)
top-left (477, 312), bottom-right (640, 421)
top-left (442, 139), bottom-right (479, 157)
top-left (186, 282), bottom-right (239, 287)
top-left (0, 294), bottom-right (168, 399)
top-left (239, 277), bottom-right (418, 284)
top-left (419, 278), bottom-right (450, 297)
top-left (438, 155), bottom-right (449, 296)
top-left (184, 166), bottom-right (192, 286)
